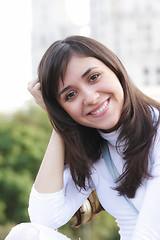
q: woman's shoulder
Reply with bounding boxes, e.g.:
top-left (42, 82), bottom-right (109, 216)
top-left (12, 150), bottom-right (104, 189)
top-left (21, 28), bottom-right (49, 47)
top-left (150, 106), bottom-right (160, 129)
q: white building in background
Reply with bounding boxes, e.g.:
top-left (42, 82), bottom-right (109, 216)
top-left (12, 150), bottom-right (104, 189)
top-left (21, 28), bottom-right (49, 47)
top-left (89, 0), bottom-right (160, 100)
top-left (31, 0), bottom-right (90, 77)
top-left (31, 0), bottom-right (160, 100)
top-left (31, 0), bottom-right (66, 77)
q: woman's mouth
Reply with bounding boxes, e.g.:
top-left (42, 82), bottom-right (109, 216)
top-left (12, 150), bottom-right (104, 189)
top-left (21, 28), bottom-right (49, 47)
top-left (89, 99), bottom-right (110, 116)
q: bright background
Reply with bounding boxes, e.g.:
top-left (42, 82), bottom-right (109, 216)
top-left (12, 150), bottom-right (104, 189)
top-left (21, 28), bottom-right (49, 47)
top-left (0, 0), bottom-right (32, 113)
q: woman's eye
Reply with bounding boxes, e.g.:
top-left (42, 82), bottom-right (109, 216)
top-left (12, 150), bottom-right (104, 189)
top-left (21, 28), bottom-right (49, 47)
top-left (89, 73), bottom-right (100, 82)
top-left (65, 91), bottom-right (76, 101)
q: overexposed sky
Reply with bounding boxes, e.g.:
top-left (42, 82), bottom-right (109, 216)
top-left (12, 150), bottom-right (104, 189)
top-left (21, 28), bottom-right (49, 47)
top-left (0, 0), bottom-right (32, 113)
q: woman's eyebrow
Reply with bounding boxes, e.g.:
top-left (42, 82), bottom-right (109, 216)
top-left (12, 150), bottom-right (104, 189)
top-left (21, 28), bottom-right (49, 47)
top-left (59, 85), bottom-right (71, 96)
top-left (81, 67), bottom-right (97, 78)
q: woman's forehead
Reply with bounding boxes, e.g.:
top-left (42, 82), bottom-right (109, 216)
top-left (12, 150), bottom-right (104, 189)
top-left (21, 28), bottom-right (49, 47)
top-left (63, 56), bottom-right (105, 76)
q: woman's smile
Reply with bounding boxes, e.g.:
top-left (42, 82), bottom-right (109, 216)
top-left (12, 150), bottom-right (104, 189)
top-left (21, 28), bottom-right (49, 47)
top-left (88, 98), bottom-right (110, 117)
top-left (58, 55), bottom-right (124, 131)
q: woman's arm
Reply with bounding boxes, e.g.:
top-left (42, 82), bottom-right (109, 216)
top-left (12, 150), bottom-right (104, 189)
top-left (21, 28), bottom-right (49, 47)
top-left (28, 78), bottom-right (64, 193)
top-left (27, 79), bottom-right (93, 228)
top-left (28, 168), bottom-right (93, 229)
top-left (34, 129), bottom-right (64, 193)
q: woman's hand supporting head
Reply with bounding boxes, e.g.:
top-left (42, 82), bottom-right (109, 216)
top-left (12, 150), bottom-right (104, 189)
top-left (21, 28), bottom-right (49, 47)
top-left (28, 78), bottom-right (47, 111)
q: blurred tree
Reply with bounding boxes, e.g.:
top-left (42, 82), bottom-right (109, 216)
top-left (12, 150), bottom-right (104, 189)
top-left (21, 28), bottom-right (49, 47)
top-left (0, 105), bottom-right (52, 224)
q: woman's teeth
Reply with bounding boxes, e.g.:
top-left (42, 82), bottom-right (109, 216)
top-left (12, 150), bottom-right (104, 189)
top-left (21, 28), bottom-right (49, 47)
top-left (90, 100), bottom-right (109, 115)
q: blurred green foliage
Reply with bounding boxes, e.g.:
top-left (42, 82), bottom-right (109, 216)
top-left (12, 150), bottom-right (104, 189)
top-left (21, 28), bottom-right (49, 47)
top-left (0, 104), bottom-right (119, 239)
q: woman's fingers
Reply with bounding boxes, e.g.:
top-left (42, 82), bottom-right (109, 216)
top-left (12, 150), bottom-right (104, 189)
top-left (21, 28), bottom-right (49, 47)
top-left (34, 82), bottom-right (41, 90)
top-left (27, 79), bottom-right (47, 111)
top-left (28, 78), bottom-right (40, 93)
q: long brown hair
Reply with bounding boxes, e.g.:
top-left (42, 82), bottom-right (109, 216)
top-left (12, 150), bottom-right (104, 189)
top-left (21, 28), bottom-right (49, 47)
top-left (38, 35), bottom-right (160, 224)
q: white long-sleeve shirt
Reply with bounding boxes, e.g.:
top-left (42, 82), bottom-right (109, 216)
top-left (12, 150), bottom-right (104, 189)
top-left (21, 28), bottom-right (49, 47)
top-left (28, 111), bottom-right (160, 240)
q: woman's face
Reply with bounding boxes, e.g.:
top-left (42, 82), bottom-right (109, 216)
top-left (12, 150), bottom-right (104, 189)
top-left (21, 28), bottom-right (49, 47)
top-left (58, 55), bottom-right (124, 131)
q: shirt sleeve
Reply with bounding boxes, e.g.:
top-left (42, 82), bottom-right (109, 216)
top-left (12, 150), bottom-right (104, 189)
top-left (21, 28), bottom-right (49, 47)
top-left (131, 128), bottom-right (160, 240)
top-left (28, 167), bottom-right (94, 229)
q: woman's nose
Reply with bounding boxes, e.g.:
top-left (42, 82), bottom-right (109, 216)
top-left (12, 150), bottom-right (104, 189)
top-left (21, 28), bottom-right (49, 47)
top-left (83, 89), bottom-right (99, 105)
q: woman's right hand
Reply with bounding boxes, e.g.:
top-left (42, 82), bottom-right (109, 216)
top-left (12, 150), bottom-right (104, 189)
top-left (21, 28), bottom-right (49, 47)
top-left (27, 78), bottom-right (47, 111)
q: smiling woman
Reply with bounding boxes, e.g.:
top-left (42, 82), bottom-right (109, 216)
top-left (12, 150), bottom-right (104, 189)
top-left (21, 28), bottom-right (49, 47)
top-left (58, 56), bottom-right (124, 130)
top-left (6, 35), bottom-right (160, 240)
